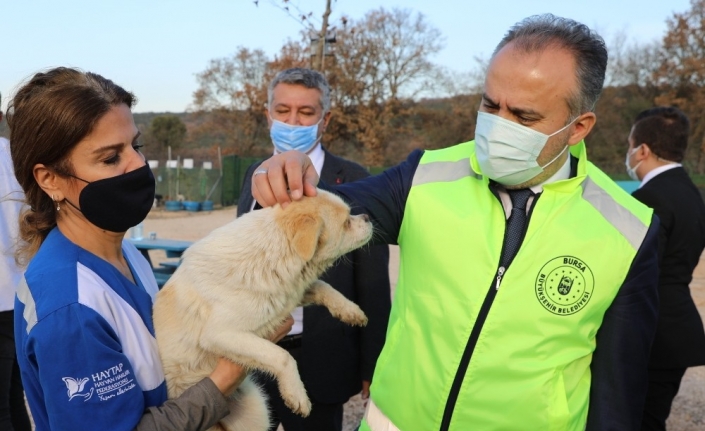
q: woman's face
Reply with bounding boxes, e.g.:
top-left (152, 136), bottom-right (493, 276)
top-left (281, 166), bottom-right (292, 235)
top-left (61, 104), bottom-right (144, 202)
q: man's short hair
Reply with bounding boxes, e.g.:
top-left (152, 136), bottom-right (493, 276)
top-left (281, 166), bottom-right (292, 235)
top-left (632, 106), bottom-right (690, 163)
top-left (494, 14), bottom-right (608, 117)
top-left (268, 68), bottom-right (331, 113)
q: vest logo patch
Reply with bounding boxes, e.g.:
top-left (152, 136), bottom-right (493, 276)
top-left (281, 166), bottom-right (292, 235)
top-left (535, 256), bottom-right (594, 315)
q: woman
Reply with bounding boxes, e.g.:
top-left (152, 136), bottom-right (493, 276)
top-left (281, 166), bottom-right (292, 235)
top-left (7, 67), bottom-right (292, 431)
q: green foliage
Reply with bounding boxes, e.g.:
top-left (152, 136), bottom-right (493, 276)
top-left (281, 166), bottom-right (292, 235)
top-left (144, 115), bottom-right (187, 160)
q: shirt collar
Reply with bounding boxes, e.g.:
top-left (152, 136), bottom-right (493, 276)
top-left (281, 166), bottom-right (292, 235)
top-left (529, 152), bottom-right (572, 194)
top-left (639, 163), bottom-right (681, 188)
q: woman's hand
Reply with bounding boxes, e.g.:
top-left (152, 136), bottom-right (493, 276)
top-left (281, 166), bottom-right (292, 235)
top-left (209, 357), bottom-right (247, 397)
top-left (269, 315), bottom-right (295, 343)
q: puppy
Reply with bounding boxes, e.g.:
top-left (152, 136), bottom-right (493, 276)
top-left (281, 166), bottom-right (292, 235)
top-left (153, 189), bottom-right (373, 431)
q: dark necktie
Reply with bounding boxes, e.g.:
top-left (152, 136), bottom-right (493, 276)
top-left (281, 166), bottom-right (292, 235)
top-left (501, 189), bottom-right (534, 267)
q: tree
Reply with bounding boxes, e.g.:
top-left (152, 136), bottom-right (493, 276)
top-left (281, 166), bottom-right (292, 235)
top-left (581, 32), bottom-right (664, 174)
top-left (146, 115), bottom-right (187, 159)
top-left (192, 6), bottom-right (455, 165)
top-left (326, 7), bottom-right (445, 166)
top-left (605, 31), bottom-right (661, 91)
top-left (192, 46), bottom-right (269, 111)
top-left (652, 0), bottom-right (705, 172)
top-left (190, 47), bottom-right (271, 155)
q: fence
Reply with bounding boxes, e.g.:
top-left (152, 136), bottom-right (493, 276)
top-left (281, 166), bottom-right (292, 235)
top-left (221, 155), bottom-right (263, 206)
top-left (151, 155), bottom-right (262, 207)
top-left (152, 166), bottom-right (220, 204)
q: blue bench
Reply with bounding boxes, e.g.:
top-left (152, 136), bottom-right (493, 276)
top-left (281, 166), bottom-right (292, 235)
top-left (152, 268), bottom-right (173, 288)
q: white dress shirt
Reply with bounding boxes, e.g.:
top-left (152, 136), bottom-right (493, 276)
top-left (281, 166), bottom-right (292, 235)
top-left (0, 137), bottom-right (26, 311)
top-left (497, 153), bottom-right (572, 219)
top-left (639, 163), bottom-right (681, 189)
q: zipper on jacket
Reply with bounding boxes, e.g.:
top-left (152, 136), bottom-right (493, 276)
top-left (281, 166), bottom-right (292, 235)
top-left (439, 274), bottom-right (499, 430)
top-left (495, 266), bottom-right (506, 290)
top-left (438, 190), bottom-right (540, 431)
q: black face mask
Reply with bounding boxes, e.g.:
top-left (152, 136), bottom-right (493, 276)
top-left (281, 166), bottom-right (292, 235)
top-left (65, 164), bottom-right (155, 233)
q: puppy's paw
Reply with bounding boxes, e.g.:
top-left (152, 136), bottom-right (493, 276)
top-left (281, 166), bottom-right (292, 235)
top-left (335, 303), bottom-right (368, 327)
top-left (288, 394), bottom-right (312, 417)
top-left (280, 381), bottom-right (312, 417)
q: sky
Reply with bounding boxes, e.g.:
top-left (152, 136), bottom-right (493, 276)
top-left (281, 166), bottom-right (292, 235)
top-left (0, 0), bottom-right (694, 113)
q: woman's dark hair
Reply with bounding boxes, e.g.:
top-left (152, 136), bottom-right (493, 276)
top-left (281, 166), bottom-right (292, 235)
top-left (6, 67), bottom-right (135, 263)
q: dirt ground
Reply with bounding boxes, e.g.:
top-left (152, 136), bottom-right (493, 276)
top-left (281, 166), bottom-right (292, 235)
top-left (139, 206), bottom-right (704, 430)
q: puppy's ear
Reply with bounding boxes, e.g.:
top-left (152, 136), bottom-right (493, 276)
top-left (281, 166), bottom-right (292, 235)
top-left (289, 215), bottom-right (323, 260)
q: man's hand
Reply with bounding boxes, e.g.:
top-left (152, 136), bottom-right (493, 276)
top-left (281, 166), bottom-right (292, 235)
top-left (361, 380), bottom-right (371, 399)
top-left (252, 150), bottom-right (319, 208)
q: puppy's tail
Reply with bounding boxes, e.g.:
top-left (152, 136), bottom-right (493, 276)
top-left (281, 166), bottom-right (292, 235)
top-left (215, 376), bottom-right (271, 431)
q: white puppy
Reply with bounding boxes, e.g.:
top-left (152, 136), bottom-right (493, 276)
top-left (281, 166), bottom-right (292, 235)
top-left (153, 189), bottom-right (373, 431)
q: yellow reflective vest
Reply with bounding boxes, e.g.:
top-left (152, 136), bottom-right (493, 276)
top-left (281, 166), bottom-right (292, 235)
top-left (361, 141), bottom-right (653, 431)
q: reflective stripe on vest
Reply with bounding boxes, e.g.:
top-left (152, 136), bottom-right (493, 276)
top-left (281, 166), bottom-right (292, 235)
top-left (363, 399), bottom-right (401, 431)
top-left (412, 158), bottom-right (481, 187)
top-left (413, 154), bottom-right (650, 252)
top-left (581, 176), bottom-right (649, 250)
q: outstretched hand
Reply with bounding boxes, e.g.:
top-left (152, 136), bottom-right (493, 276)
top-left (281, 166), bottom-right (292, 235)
top-left (252, 151), bottom-right (319, 208)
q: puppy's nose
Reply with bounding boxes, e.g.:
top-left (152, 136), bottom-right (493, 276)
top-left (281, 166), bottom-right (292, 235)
top-left (360, 214), bottom-right (370, 222)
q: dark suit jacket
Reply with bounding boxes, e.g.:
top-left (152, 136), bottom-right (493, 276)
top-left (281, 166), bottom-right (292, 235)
top-left (238, 148), bottom-right (392, 403)
top-left (632, 166), bottom-right (705, 368)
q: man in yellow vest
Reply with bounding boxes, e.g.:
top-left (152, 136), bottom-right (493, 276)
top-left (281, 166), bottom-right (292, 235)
top-left (250, 14), bottom-right (660, 431)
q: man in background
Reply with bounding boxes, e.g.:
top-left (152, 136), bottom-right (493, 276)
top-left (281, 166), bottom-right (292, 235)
top-left (0, 92), bottom-right (32, 431)
top-left (237, 68), bottom-right (392, 431)
top-left (625, 106), bottom-right (705, 431)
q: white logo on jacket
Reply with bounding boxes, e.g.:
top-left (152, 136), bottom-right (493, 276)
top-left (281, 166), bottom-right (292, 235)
top-left (62, 377), bottom-right (94, 402)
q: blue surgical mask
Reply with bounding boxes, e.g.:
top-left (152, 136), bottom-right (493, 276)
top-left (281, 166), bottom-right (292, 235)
top-left (475, 112), bottom-right (576, 186)
top-left (269, 117), bottom-right (322, 153)
top-left (625, 145), bottom-right (643, 181)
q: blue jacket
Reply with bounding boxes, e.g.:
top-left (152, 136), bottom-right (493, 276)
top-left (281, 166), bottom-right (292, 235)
top-left (15, 228), bottom-right (167, 431)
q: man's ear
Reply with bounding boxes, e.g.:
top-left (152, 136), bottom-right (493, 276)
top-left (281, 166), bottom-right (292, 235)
top-left (639, 143), bottom-right (652, 159)
top-left (33, 163), bottom-right (63, 201)
top-left (264, 107), bottom-right (273, 128)
top-left (568, 112), bottom-right (597, 146)
top-left (322, 111), bottom-right (332, 130)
